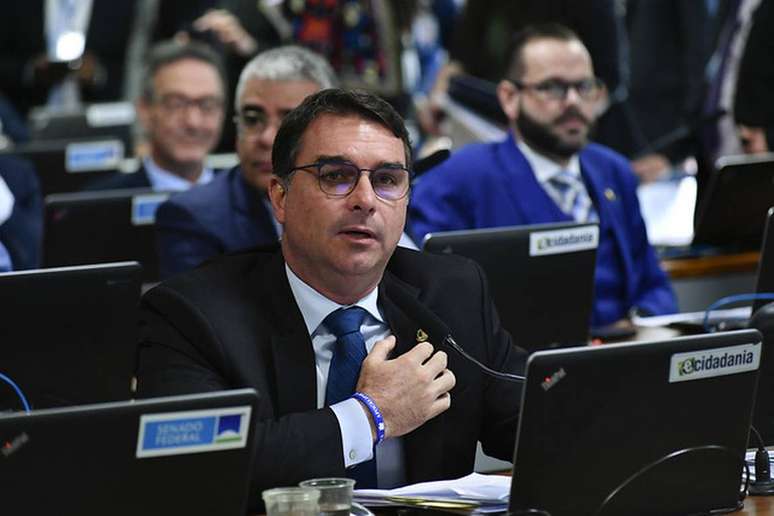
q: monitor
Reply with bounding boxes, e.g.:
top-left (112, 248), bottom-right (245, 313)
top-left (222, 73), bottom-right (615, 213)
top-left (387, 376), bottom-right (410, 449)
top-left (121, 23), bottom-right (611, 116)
top-left (44, 189), bottom-right (169, 282)
top-left (423, 222), bottom-right (598, 352)
top-left (0, 262), bottom-right (141, 410)
top-left (509, 329), bottom-right (761, 516)
top-left (3, 137), bottom-right (127, 196)
top-left (694, 153), bottom-right (774, 249)
top-left (0, 389), bottom-right (257, 516)
top-left (28, 101), bottom-right (134, 150)
top-left (753, 207), bottom-right (774, 312)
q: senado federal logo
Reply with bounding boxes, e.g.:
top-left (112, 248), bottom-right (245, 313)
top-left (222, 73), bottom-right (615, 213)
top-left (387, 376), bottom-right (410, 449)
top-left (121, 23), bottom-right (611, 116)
top-left (669, 342), bottom-right (761, 383)
top-left (529, 226), bottom-right (599, 256)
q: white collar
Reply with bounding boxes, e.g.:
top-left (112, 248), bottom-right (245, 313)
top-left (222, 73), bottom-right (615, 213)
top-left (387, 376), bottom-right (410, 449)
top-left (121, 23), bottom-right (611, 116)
top-left (143, 156), bottom-right (214, 192)
top-left (285, 263), bottom-right (384, 336)
top-left (515, 135), bottom-right (581, 184)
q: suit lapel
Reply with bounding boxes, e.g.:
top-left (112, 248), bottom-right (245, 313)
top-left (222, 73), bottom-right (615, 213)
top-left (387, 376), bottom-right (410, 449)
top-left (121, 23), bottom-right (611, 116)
top-left (380, 272), bottom-right (446, 482)
top-left (257, 250), bottom-right (318, 414)
top-left (232, 166), bottom-right (279, 244)
top-left (579, 153), bottom-right (636, 299)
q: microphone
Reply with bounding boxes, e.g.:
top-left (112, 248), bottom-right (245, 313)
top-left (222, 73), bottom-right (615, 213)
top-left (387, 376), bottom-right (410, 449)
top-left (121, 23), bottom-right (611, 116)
top-left (387, 281), bottom-right (525, 383)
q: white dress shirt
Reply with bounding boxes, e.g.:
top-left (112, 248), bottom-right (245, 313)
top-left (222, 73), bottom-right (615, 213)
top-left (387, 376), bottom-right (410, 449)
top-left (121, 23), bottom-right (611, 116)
top-left (516, 137), bottom-right (587, 212)
top-left (143, 157), bottom-right (214, 192)
top-left (285, 264), bottom-right (407, 488)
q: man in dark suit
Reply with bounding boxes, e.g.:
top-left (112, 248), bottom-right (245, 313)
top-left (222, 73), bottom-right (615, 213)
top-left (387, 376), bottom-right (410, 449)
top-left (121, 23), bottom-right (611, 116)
top-left (137, 89), bottom-right (526, 509)
top-left (0, 155), bottom-right (43, 271)
top-left (154, 46), bottom-right (335, 278)
top-left (86, 40), bottom-right (227, 192)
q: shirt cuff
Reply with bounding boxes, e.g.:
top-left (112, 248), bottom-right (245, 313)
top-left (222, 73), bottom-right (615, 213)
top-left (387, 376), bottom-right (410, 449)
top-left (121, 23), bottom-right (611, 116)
top-left (331, 397), bottom-right (375, 468)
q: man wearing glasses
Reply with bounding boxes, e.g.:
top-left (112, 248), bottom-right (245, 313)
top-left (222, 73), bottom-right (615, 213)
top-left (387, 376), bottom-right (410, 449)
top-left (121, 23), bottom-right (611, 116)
top-left (138, 88), bottom-right (527, 508)
top-left (87, 40), bottom-right (226, 191)
top-left (410, 23), bottom-right (677, 330)
top-left (154, 45), bottom-right (335, 278)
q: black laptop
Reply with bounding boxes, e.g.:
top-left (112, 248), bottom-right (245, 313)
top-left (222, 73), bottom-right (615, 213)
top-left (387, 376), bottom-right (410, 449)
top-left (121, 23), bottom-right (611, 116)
top-left (423, 222), bottom-right (598, 352)
top-left (0, 389), bottom-right (257, 516)
top-left (44, 189), bottom-right (169, 282)
top-left (0, 262), bottom-right (141, 410)
top-left (2, 137), bottom-right (126, 195)
top-left (509, 329), bottom-right (761, 516)
top-left (693, 153), bottom-right (774, 249)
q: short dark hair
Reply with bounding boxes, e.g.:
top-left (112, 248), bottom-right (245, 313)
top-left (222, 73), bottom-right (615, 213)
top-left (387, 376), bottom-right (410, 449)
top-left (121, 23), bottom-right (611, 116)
top-left (272, 88), bottom-right (412, 179)
top-left (505, 23), bottom-right (582, 81)
top-left (141, 40), bottom-right (228, 102)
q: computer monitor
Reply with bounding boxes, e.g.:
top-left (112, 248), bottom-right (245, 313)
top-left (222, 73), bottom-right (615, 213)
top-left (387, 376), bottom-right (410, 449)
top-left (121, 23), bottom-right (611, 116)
top-left (423, 222), bottom-right (598, 352)
top-left (3, 137), bottom-right (126, 196)
top-left (44, 189), bottom-right (169, 282)
top-left (694, 153), bottom-right (774, 249)
top-left (0, 262), bottom-right (141, 410)
top-left (28, 101), bottom-right (134, 150)
top-left (753, 207), bottom-right (774, 312)
top-left (509, 329), bottom-right (760, 516)
top-left (0, 389), bottom-right (257, 516)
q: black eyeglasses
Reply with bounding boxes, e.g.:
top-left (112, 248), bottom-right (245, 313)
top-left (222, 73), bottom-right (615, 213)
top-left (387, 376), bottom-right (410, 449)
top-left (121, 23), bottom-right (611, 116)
top-left (513, 78), bottom-right (604, 102)
top-left (234, 108), bottom-right (284, 135)
top-left (156, 94), bottom-right (224, 116)
top-left (288, 161), bottom-right (412, 200)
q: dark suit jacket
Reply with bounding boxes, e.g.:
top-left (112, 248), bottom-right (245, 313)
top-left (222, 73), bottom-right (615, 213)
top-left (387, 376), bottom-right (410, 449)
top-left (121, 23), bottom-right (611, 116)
top-left (137, 245), bottom-right (527, 510)
top-left (0, 155), bottom-right (42, 269)
top-left (0, 0), bottom-right (135, 116)
top-left (82, 165), bottom-right (152, 191)
top-left (155, 166), bottom-right (278, 279)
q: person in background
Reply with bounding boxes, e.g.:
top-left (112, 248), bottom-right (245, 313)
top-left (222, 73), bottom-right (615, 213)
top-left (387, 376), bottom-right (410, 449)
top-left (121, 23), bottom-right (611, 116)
top-left (0, 155), bottom-right (43, 271)
top-left (86, 40), bottom-right (227, 192)
top-left (154, 45), bottom-right (334, 278)
top-left (409, 23), bottom-right (677, 331)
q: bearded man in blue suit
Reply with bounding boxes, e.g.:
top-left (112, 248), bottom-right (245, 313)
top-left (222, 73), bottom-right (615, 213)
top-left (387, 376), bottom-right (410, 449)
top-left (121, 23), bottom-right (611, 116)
top-left (409, 24), bottom-right (677, 328)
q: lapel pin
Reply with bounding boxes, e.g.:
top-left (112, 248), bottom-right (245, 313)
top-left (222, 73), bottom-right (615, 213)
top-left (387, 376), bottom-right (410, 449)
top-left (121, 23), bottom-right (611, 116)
top-left (416, 329), bottom-right (429, 343)
top-left (604, 188), bottom-right (617, 201)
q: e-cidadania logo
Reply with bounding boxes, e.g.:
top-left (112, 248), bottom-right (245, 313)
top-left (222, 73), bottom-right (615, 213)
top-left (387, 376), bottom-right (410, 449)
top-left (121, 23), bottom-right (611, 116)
top-left (677, 349), bottom-right (756, 376)
top-left (537, 233), bottom-right (595, 251)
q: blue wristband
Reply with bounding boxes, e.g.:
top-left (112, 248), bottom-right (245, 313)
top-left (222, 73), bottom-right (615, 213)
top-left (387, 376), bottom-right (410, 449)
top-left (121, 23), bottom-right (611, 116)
top-left (352, 391), bottom-right (386, 445)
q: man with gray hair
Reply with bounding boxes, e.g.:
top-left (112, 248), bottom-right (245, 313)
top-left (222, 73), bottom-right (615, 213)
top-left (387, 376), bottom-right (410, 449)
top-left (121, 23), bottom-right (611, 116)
top-left (155, 45), bottom-right (336, 278)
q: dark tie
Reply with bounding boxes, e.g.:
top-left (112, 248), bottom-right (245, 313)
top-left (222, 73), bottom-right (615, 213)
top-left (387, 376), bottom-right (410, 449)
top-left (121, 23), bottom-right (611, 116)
top-left (323, 307), bottom-right (378, 488)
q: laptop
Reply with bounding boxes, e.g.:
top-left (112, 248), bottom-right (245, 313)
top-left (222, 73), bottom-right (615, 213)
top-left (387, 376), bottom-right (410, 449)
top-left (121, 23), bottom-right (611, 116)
top-left (0, 262), bottom-right (141, 410)
top-left (3, 137), bottom-right (126, 196)
top-left (509, 329), bottom-right (761, 516)
top-left (693, 153), bottom-right (774, 249)
top-left (423, 222), bottom-right (598, 352)
top-left (0, 389), bottom-right (257, 516)
top-left (44, 189), bottom-right (169, 282)
top-left (28, 101), bottom-right (135, 150)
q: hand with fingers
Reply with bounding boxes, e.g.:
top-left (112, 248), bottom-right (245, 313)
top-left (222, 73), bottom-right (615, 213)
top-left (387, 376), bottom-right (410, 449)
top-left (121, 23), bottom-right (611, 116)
top-left (354, 336), bottom-right (456, 441)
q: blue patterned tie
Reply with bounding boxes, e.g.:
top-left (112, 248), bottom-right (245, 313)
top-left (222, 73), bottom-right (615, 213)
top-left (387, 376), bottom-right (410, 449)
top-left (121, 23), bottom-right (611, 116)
top-left (324, 307), bottom-right (378, 488)
top-left (549, 171), bottom-right (598, 222)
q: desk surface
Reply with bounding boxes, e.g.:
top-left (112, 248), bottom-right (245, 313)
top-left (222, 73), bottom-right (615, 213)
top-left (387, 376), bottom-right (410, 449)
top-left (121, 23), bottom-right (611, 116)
top-left (737, 495), bottom-right (773, 514)
top-left (662, 251), bottom-right (760, 279)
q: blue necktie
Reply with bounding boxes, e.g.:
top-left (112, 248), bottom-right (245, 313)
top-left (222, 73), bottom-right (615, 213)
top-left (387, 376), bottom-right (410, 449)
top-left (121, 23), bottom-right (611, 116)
top-left (549, 171), bottom-right (598, 223)
top-left (324, 307), bottom-right (378, 488)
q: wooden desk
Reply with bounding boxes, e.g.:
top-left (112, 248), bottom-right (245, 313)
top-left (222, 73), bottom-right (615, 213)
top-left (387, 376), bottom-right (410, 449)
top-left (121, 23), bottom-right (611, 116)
top-left (662, 251), bottom-right (760, 279)
top-left (737, 495), bottom-right (774, 514)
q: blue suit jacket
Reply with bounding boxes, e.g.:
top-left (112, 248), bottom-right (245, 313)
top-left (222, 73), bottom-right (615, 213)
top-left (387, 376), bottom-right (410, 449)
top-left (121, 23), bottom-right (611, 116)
top-left (82, 166), bottom-right (152, 191)
top-left (0, 155), bottom-right (42, 269)
top-left (155, 166), bottom-right (278, 279)
top-left (409, 135), bottom-right (677, 326)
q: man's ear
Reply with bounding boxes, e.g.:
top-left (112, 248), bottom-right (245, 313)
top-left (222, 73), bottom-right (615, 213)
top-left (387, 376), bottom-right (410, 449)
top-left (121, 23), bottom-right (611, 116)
top-left (268, 176), bottom-right (288, 224)
top-left (496, 80), bottom-right (520, 122)
top-left (136, 96), bottom-right (152, 132)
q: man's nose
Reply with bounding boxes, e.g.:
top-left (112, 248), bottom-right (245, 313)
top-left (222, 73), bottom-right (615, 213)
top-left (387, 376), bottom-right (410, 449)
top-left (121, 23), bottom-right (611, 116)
top-left (347, 172), bottom-right (377, 212)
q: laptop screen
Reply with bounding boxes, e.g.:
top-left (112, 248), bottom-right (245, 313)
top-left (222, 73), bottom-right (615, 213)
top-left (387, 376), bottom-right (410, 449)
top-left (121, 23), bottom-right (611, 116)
top-left (0, 389), bottom-right (257, 516)
top-left (0, 262), bottom-right (141, 410)
top-left (423, 222), bottom-right (598, 352)
top-left (509, 330), bottom-right (760, 515)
